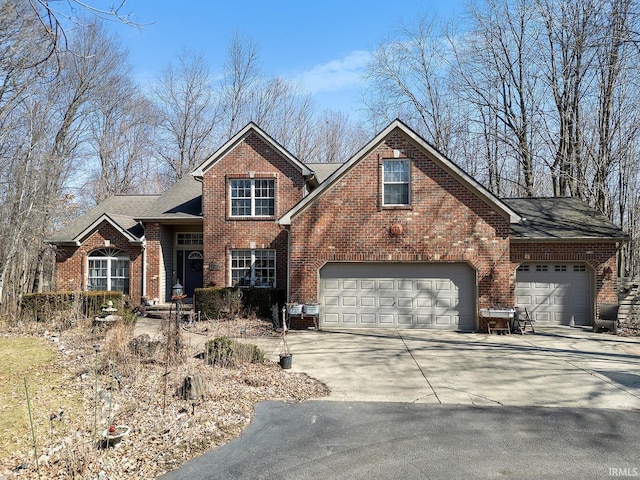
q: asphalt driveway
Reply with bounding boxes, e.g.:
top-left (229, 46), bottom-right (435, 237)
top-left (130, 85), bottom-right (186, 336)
top-left (156, 325), bottom-right (640, 479)
top-left (249, 327), bottom-right (640, 410)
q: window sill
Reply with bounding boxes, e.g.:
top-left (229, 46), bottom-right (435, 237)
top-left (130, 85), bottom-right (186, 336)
top-left (381, 205), bottom-right (412, 211)
top-left (227, 216), bottom-right (276, 221)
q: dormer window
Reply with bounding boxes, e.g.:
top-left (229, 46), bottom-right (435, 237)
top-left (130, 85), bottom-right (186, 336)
top-left (382, 159), bottom-right (410, 206)
top-left (230, 179), bottom-right (275, 217)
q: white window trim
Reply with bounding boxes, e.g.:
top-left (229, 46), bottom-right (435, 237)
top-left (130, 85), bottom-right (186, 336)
top-left (229, 179), bottom-right (275, 217)
top-left (230, 249), bottom-right (276, 288)
top-left (87, 250), bottom-right (130, 292)
top-left (382, 159), bottom-right (411, 206)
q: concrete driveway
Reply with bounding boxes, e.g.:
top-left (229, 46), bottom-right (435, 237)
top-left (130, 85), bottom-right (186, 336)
top-left (249, 327), bottom-right (640, 410)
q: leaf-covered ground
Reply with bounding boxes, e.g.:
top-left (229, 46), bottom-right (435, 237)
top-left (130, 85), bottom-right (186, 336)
top-left (0, 317), bottom-right (329, 479)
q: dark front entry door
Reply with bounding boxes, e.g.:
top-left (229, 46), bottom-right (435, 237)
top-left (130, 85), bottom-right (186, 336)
top-left (177, 250), bottom-right (203, 297)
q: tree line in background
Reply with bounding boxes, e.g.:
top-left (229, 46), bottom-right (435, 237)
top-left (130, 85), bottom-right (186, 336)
top-left (1, 0), bottom-right (639, 313)
top-left (364, 0), bottom-right (640, 276)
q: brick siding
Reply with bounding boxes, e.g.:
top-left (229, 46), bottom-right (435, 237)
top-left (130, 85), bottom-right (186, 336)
top-left (201, 132), bottom-right (306, 289)
top-left (287, 128), bottom-right (513, 330)
top-left (54, 125), bottom-right (621, 329)
top-left (54, 222), bottom-right (143, 303)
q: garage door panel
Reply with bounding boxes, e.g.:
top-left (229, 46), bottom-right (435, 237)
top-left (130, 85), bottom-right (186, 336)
top-left (361, 313), bottom-right (376, 324)
top-left (516, 295), bottom-right (532, 304)
top-left (379, 297), bottom-right (394, 307)
top-left (361, 296), bottom-right (376, 307)
top-left (417, 297), bottom-right (432, 308)
top-left (361, 280), bottom-right (376, 290)
top-left (436, 315), bottom-right (454, 326)
top-left (324, 296), bottom-right (339, 306)
top-left (324, 280), bottom-right (340, 290)
top-left (516, 263), bottom-right (591, 326)
top-left (320, 262), bottom-right (475, 330)
top-left (342, 296), bottom-right (357, 307)
top-left (343, 313), bottom-right (357, 323)
top-left (533, 311), bottom-right (551, 323)
top-left (535, 296), bottom-right (550, 305)
top-left (398, 297), bottom-right (413, 308)
top-left (379, 314), bottom-right (394, 324)
top-left (436, 298), bottom-right (452, 308)
top-left (324, 313), bottom-right (339, 324)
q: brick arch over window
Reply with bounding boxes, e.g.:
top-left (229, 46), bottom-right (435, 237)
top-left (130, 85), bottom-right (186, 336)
top-left (87, 248), bottom-right (130, 293)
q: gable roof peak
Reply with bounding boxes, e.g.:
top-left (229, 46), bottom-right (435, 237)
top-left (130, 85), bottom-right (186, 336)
top-left (279, 119), bottom-right (521, 225)
top-left (191, 122), bottom-right (312, 178)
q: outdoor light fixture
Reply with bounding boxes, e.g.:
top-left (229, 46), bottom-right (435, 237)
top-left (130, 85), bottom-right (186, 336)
top-left (171, 282), bottom-right (184, 299)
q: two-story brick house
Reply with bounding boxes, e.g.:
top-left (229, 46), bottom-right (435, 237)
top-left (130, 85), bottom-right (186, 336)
top-left (49, 120), bottom-right (627, 330)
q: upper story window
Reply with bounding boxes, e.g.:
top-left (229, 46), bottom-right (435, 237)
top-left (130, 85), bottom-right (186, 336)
top-left (382, 159), bottom-right (410, 206)
top-left (87, 248), bottom-right (129, 293)
top-left (230, 179), bottom-right (275, 217)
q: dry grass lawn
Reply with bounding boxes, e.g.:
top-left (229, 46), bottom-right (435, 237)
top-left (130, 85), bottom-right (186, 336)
top-left (0, 336), bottom-right (84, 458)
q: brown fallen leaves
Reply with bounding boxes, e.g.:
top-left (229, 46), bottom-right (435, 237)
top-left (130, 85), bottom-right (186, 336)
top-left (0, 317), bottom-right (329, 479)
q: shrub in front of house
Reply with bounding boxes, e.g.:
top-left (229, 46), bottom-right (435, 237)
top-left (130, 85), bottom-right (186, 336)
top-left (21, 291), bottom-right (123, 322)
top-left (204, 336), bottom-right (264, 366)
top-left (194, 287), bottom-right (285, 320)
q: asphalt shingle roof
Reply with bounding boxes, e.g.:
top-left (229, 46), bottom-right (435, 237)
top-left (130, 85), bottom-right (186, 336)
top-left (48, 175), bottom-right (203, 244)
top-left (505, 197), bottom-right (628, 240)
top-left (136, 174), bottom-right (202, 220)
top-left (48, 195), bottom-right (160, 243)
top-left (306, 162), bottom-right (343, 184)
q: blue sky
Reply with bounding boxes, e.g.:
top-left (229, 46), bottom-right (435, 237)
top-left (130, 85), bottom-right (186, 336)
top-left (99, 0), bottom-right (467, 113)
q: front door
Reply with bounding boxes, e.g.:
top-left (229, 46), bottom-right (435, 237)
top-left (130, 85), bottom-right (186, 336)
top-left (177, 250), bottom-right (203, 297)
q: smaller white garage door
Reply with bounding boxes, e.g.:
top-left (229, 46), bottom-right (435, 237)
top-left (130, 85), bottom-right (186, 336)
top-left (515, 263), bottom-right (592, 326)
top-left (319, 263), bottom-right (475, 330)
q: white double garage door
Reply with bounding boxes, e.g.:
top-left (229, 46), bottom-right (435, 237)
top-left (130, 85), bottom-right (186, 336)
top-left (319, 263), bottom-right (476, 330)
top-left (318, 262), bottom-right (592, 330)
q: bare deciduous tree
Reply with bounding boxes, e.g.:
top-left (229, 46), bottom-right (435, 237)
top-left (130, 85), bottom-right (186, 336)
top-left (0, 15), bottom-right (144, 308)
top-left (364, 16), bottom-right (459, 157)
top-left (28, 0), bottom-right (140, 64)
top-left (154, 49), bottom-right (221, 185)
top-left (312, 110), bottom-right (366, 163)
top-left (87, 82), bottom-right (158, 203)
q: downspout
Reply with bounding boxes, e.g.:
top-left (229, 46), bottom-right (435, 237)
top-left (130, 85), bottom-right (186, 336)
top-left (142, 240), bottom-right (147, 299)
top-left (284, 226), bottom-right (291, 303)
top-left (140, 222), bottom-right (147, 299)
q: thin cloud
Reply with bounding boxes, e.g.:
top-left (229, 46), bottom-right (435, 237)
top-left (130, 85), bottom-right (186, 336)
top-left (293, 50), bottom-right (373, 94)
